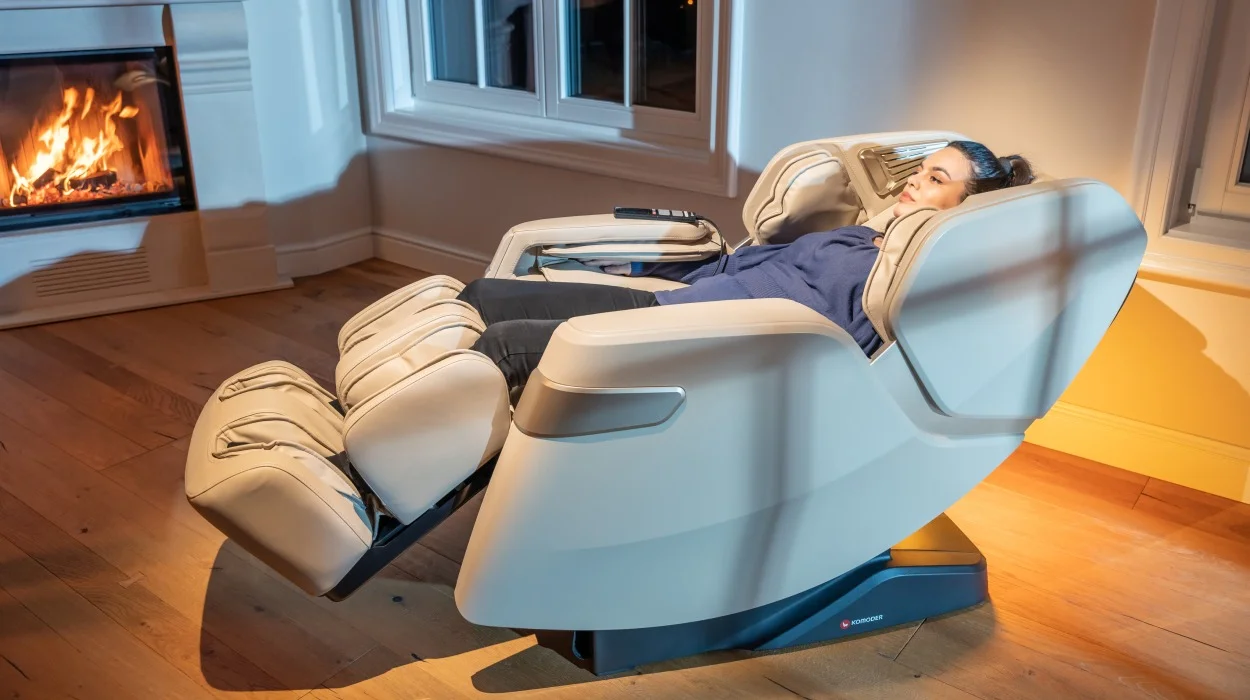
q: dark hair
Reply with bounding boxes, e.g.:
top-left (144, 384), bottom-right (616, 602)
top-left (946, 140), bottom-right (1035, 197)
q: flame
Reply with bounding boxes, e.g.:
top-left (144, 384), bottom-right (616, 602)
top-left (6, 86), bottom-right (141, 207)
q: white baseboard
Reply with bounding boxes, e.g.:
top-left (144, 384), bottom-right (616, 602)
top-left (275, 227), bottom-right (375, 279)
top-left (0, 279), bottom-right (293, 330)
top-left (373, 227), bottom-right (491, 282)
top-left (1025, 401), bottom-right (1250, 504)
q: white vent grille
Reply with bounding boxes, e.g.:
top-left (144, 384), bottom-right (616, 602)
top-left (31, 248), bottom-right (153, 298)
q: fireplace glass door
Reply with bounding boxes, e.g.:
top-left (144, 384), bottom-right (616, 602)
top-left (0, 47), bottom-right (196, 233)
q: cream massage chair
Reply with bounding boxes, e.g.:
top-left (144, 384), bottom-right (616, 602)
top-left (185, 131), bottom-right (1148, 675)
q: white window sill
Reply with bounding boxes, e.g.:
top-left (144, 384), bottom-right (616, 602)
top-left (1141, 218), bottom-right (1250, 293)
top-left (370, 103), bottom-right (739, 197)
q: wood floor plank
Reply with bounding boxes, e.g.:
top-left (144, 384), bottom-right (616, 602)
top-left (992, 442), bottom-right (1149, 512)
top-left (0, 409), bottom-right (378, 693)
top-left (7, 323), bottom-right (207, 425)
top-left (102, 436), bottom-right (223, 542)
top-left (989, 571), bottom-right (1250, 699)
top-left (152, 302), bottom-right (340, 389)
top-left (390, 542), bottom-right (462, 589)
top-left (339, 259), bottom-right (428, 289)
top-left (0, 365), bottom-right (148, 469)
top-left (207, 290), bottom-right (355, 354)
top-left (0, 331), bottom-right (190, 449)
top-left (312, 647), bottom-right (470, 700)
top-left (293, 268), bottom-right (408, 317)
top-left (0, 483), bottom-right (296, 700)
top-left (0, 585), bottom-right (141, 700)
top-left (730, 637), bottom-right (980, 700)
top-left (272, 562), bottom-right (591, 690)
top-left (89, 308), bottom-right (275, 394)
top-left (896, 602), bottom-right (1161, 700)
top-left (0, 531), bottom-right (217, 700)
top-left (1135, 477), bottom-right (1250, 548)
top-left (950, 481), bottom-right (1250, 660)
top-left (38, 317), bottom-right (218, 411)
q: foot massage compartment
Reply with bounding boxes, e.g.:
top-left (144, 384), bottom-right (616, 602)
top-left (184, 131), bottom-right (1149, 673)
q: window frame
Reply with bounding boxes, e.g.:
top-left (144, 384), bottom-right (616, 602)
top-left (1131, 0), bottom-right (1250, 292)
top-left (1189, 0), bottom-right (1250, 227)
top-left (357, 0), bottom-right (741, 197)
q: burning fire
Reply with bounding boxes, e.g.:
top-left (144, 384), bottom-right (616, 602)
top-left (3, 85), bottom-right (168, 209)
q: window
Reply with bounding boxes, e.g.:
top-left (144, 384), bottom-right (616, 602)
top-left (1132, 0), bottom-right (1250, 292)
top-left (357, 0), bottom-right (740, 196)
top-left (1181, 0), bottom-right (1250, 241)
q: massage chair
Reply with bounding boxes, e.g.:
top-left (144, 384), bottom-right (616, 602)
top-left (184, 131), bottom-right (1148, 675)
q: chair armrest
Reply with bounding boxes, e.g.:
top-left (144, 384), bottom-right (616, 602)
top-left (485, 213), bottom-right (724, 279)
top-left (524, 298), bottom-right (863, 393)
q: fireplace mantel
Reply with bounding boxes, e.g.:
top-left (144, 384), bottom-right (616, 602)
top-left (0, 0), bottom-right (289, 328)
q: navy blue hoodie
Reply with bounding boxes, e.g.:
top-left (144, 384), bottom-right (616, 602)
top-left (640, 226), bottom-right (884, 356)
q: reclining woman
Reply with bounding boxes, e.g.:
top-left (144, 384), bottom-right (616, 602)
top-left (458, 141), bottom-right (1035, 401)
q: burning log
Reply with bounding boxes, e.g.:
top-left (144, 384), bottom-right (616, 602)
top-left (69, 171), bottom-right (119, 191)
top-left (32, 168), bottom-right (60, 190)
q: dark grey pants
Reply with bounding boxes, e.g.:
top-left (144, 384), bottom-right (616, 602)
top-left (457, 278), bottom-right (659, 399)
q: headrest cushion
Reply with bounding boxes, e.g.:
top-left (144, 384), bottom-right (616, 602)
top-left (741, 145), bottom-right (862, 245)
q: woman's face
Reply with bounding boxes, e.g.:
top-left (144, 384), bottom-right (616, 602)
top-left (892, 147), bottom-right (974, 217)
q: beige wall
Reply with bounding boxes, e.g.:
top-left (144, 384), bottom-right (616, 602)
top-left (1027, 276), bottom-right (1250, 503)
top-left (244, 0), bottom-right (371, 250)
top-left (1065, 280), bottom-right (1250, 448)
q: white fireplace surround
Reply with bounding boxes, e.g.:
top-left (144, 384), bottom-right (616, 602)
top-left (0, 0), bottom-right (290, 329)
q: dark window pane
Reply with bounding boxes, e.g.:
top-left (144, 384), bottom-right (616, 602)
top-left (634, 0), bottom-right (698, 112)
top-left (1239, 124), bottom-right (1250, 185)
top-left (566, 0), bottom-right (624, 104)
top-left (429, 0), bottom-right (478, 85)
top-left (486, 0), bottom-right (535, 91)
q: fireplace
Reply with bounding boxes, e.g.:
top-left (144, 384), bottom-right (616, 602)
top-left (0, 0), bottom-right (288, 330)
top-left (0, 47), bottom-right (196, 234)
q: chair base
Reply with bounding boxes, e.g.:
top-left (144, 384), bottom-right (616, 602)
top-left (528, 514), bottom-right (987, 676)
top-left (324, 456), bottom-right (497, 602)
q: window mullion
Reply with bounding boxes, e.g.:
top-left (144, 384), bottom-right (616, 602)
top-left (542, 0), bottom-right (562, 117)
top-left (622, 0), bottom-right (633, 107)
top-left (473, 0), bottom-right (487, 88)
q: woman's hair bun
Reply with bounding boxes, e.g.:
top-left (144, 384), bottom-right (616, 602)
top-left (998, 154), bottom-right (1035, 187)
top-left (947, 140), bottom-right (1037, 196)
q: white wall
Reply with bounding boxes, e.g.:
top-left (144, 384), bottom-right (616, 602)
top-left (369, 0), bottom-right (1156, 259)
top-left (243, 0), bottom-right (371, 252)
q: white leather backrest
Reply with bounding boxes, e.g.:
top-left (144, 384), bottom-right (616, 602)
top-left (742, 131), bottom-right (967, 245)
top-left (865, 178), bottom-right (1147, 420)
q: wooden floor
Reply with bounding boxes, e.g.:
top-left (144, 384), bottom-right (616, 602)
top-left (0, 259), bottom-right (1248, 700)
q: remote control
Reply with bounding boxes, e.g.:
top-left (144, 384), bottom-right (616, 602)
top-left (613, 207), bottom-right (699, 224)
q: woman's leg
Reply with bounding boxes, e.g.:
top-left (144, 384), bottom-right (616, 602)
top-left (471, 319), bottom-right (564, 403)
top-left (457, 278), bottom-right (658, 325)
top-left (458, 278), bottom-right (659, 400)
